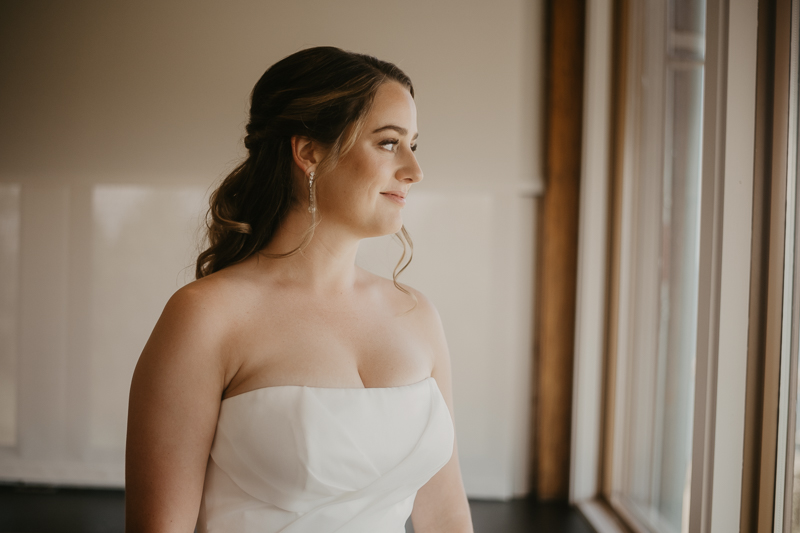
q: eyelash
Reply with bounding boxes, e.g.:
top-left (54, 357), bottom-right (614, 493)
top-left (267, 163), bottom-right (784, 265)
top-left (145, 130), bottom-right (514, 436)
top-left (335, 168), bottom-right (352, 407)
top-left (379, 139), bottom-right (418, 152)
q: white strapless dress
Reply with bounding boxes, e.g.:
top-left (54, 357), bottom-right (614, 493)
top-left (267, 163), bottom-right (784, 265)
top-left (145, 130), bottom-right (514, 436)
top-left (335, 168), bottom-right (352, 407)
top-left (196, 377), bottom-right (454, 532)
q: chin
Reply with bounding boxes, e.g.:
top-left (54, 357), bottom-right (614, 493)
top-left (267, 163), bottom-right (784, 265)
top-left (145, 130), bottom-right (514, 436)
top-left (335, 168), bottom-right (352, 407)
top-left (365, 218), bottom-right (403, 238)
top-left (385, 217), bottom-right (404, 236)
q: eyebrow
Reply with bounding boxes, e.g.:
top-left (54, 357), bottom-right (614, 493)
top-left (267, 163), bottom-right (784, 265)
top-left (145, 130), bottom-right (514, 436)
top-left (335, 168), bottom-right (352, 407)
top-left (372, 125), bottom-right (419, 140)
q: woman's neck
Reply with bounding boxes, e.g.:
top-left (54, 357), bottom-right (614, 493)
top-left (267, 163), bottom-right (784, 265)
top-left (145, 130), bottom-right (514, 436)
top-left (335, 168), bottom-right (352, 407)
top-left (257, 207), bottom-right (361, 294)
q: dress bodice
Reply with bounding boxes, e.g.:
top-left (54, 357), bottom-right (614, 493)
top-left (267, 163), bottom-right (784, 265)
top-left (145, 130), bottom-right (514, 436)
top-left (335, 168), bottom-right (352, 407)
top-left (196, 377), bottom-right (454, 532)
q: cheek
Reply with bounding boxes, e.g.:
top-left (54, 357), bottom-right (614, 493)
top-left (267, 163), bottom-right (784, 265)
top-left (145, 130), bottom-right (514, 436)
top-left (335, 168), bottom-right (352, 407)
top-left (349, 152), bottom-right (381, 182)
top-left (332, 156), bottom-right (384, 202)
top-left (317, 173), bottom-right (370, 217)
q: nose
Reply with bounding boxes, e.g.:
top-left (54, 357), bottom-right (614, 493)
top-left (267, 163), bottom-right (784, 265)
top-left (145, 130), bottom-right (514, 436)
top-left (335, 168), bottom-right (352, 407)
top-left (399, 149), bottom-right (424, 184)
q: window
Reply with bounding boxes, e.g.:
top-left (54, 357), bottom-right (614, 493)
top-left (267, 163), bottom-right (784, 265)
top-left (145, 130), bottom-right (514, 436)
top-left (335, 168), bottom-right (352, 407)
top-left (571, 0), bottom-right (759, 531)
top-left (606, 1), bottom-right (705, 531)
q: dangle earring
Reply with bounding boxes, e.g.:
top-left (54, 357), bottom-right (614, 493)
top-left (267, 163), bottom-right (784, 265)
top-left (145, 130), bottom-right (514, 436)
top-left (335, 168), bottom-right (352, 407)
top-left (307, 171), bottom-right (316, 213)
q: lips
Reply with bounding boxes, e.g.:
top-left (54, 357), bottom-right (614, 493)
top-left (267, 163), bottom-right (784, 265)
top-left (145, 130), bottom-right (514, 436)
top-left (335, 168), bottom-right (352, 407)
top-left (380, 191), bottom-right (407, 206)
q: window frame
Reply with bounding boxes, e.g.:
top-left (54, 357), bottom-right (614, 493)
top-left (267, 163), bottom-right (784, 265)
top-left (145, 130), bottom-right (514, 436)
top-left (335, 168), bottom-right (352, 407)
top-left (570, 1), bottom-right (759, 533)
top-left (762, 0), bottom-right (800, 530)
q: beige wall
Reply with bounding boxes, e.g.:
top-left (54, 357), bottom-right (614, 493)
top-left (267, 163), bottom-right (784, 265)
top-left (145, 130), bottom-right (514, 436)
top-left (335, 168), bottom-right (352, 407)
top-left (0, 0), bottom-right (544, 498)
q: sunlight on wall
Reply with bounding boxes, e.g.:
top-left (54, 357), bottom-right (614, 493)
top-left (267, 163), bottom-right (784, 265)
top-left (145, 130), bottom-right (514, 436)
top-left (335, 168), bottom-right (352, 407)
top-left (90, 186), bottom-right (206, 457)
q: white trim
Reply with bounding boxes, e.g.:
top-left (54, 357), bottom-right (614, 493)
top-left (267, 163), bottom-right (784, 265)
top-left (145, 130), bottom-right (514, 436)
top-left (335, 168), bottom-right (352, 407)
top-left (687, 0), bottom-right (759, 532)
top-left (708, 0), bottom-right (758, 530)
top-left (570, 0), bottom-right (614, 503)
top-left (578, 500), bottom-right (633, 533)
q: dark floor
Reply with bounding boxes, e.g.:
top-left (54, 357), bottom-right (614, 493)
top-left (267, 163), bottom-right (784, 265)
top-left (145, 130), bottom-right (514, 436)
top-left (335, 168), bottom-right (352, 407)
top-left (0, 484), bottom-right (596, 533)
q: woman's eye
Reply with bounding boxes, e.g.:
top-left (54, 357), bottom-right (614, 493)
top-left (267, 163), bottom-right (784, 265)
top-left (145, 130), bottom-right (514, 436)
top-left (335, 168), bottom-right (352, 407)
top-left (411, 144), bottom-right (417, 152)
top-left (379, 140), bottom-right (399, 152)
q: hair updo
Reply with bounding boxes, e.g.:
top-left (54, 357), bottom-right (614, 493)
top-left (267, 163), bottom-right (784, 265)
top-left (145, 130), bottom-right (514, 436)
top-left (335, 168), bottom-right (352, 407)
top-left (195, 46), bottom-right (415, 282)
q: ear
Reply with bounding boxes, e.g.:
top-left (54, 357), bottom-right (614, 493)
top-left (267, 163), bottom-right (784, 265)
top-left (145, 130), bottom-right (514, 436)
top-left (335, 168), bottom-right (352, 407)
top-left (290, 136), bottom-right (322, 176)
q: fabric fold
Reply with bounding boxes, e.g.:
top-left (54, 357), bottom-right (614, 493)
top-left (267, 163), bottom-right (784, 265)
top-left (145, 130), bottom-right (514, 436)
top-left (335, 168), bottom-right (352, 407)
top-left (198, 377), bottom-right (454, 533)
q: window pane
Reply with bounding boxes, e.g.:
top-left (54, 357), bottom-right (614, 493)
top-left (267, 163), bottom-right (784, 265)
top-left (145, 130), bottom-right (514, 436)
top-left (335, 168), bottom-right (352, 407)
top-left (654, 64), bottom-right (703, 529)
top-left (672, 0), bottom-right (705, 34)
top-left (612, 1), bottom-right (705, 531)
top-left (620, 64), bottom-right (703, 533)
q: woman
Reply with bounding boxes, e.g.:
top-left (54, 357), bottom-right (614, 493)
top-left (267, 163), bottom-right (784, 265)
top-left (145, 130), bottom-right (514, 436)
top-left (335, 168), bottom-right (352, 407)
top-left (125, 46), bottom-right (473, 532)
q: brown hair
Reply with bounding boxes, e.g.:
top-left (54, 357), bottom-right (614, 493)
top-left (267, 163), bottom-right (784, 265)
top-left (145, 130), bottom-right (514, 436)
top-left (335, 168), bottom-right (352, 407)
top-left (196, 47), bottom-right (415, 293)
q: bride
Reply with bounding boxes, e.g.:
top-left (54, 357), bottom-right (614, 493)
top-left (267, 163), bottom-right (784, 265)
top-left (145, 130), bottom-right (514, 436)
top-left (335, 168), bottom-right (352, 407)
top-left (125, 46), bottom-right (473, 532)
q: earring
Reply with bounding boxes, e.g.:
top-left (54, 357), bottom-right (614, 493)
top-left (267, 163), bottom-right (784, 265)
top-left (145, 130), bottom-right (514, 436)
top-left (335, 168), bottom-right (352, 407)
top-left (308, 171), bottom-right (316, 213)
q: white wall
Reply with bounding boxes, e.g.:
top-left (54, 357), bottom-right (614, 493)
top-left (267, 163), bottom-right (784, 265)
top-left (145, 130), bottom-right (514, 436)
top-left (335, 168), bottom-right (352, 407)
top-left (0, 0), bottom-right (544, 498)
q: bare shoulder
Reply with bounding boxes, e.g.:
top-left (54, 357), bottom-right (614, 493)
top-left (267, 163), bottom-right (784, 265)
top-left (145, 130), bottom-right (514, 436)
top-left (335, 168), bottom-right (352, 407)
top-left (359, 269), bottom-right (441, 319)
top-left (403, 284), bottom-right (445, 331)
top-left (164, 269), bottom-right (252, 324)
top-left (126, 269), bottom-right (258, 530)
top-left (157, 274), bottom-right (239, 347)
top-left (358, 269), bottom-right (449, 363)
top-left (401, 285), bottom-right (451, 371)
top-left (138, 267), bottom-right (262, 386)
top-left (172, 261), bottom-right (271, 324)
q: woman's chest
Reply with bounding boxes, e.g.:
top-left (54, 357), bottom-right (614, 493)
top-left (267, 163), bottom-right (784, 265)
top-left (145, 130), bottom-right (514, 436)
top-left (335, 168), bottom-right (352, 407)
top-left (224, 306), bottom-right (433, 394)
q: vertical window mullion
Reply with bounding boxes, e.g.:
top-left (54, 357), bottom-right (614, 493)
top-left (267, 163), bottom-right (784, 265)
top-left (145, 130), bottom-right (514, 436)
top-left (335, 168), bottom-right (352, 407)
top-left (775, 0), bottom-right (800, 529)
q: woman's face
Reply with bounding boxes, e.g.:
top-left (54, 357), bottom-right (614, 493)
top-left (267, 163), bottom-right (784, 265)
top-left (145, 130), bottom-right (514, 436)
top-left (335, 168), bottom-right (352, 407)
top-left (317, 82), bottom-right (423, 238)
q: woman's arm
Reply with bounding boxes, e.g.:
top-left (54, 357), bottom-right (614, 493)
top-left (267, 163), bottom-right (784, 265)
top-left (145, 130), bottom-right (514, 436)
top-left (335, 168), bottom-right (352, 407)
top-left (410, 294), bottom-right (474, 533)
top-left (125, 284), bottom-right (230, 532)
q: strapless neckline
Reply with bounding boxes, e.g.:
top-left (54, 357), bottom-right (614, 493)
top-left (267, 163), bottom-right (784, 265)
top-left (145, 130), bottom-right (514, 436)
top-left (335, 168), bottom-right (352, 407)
top-left (197, 375), bottom-right (453, 532)
top-left (222, 376), bottom-right (433, 402)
